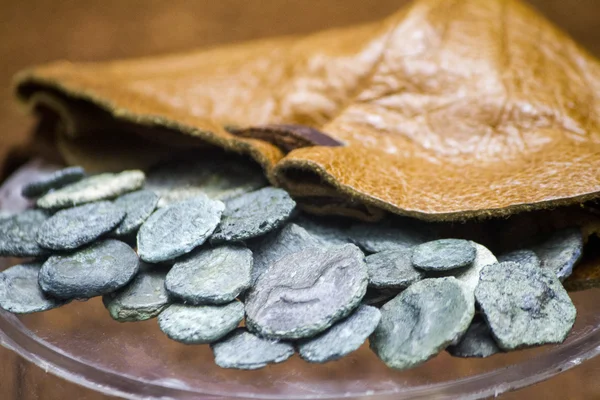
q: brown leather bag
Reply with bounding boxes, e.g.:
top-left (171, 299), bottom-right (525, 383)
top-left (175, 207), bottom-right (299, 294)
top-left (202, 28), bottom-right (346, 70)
top-left (13, 0), bottom-right (600, 224)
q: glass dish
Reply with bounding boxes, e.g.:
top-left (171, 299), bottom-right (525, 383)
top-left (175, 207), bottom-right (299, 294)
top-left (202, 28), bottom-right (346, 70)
top-left (1, 161), bottom-right (600, 400)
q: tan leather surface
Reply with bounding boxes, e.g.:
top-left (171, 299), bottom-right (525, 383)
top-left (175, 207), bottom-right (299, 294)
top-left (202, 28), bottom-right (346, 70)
top-left (13, 0), bottom-right (600, 221)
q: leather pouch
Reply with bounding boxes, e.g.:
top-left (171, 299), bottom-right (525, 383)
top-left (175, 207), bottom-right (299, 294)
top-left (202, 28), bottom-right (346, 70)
top-left (13, 0), bottom-right (600, 224)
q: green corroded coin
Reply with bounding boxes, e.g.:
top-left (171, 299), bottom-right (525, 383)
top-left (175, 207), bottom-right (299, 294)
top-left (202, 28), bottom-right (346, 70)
top-left (166, 245), bottom-right (252, 305)
top-left (348, 221), bottom-right (427, 254)
top-left (411, 239), bottom-right (476, 271)
top-left (475, 262), bottom-right (576, 350)
top-left (450, 242), bottom-right (497, 296)
top-left (103, 264), bottom-right (170, 322)
top-left (39, 239), bottom-right (140, 299)
top-left (365, 249), bottom-right (423, 290)
top-left (295, 215), bottom-right (352, 246)
top-left (533, 228), bottom-right (583, 281)
top-left (22, 166), bottom-right (86, 198)
top-left (248, 223), bottom-right (321, 285)
top-left (37, 170), bottom-right (145, 209)
top-left (146, 156), bottom-right (267, 207)
top-left (112, 190), bottom-right (159, 237)
top-left (0, 262), bottom-right (67, 314)
top-left (137, 195), bottom-right (224, 263)
top-left (36, 201), bottom-right (125, 250)
top-left (158, 301), bottom-right (244, 344)
top-left (370, 277), bottom-right (474, 370)
top-left (447, 315), bottom-right (500, 358)
top-left (246, 244), bottom-right (368, 340)
top-left (0, 209), bottom-right (49, 257)
top-left (212, 328), bottom-right (294, 370)
top-left (211, 187), bottom-right (296, 243)
top-left (498, 249), bottom-right (541, 269)
top-left (298, 305), bottom-right (381, 363)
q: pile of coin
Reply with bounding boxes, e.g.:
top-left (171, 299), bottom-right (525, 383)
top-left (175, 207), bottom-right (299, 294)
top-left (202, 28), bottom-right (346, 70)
top-left (0, 158), bottom-right (583, 370)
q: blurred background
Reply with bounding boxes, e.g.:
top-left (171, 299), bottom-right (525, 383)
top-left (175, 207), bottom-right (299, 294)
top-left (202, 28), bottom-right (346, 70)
top-left (1, 1), bottom-right (600, 398)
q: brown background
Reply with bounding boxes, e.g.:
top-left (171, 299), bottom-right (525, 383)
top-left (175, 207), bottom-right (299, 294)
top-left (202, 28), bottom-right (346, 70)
top-left (1, 1), bottom-right (600, 399)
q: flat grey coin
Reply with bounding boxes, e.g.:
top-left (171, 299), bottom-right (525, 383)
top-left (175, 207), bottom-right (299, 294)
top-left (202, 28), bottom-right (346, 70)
top-left (0, 209), bottom-right (49, 257)
top-left (370, 277), bottom-right (474, 370)
top-left (113, 190), bottom-right (159, 236)
top-left (212, 328), bottom-right (294, 370)
top-left (166, 245), bottom-right (252, 305)
top-left (498, 249), bottom-right (541, 269)
top-left (475, 262), bottom-right (576, 350)
top-left (137, 195), bottom-right (224, 263)
top-left (248, 223), bottom-right (322, 285)
top-left (37, 170), bottom-right (145, 209)
top-left (533, 228), bottom-right (583, 281)
top-left (158, 302), bottom-right (244, 344)
top-left (348, 221), bottom-right (427, 253)
top-left (211, 187), bottom-right (296, 243)
top-left (450, 242), bottom-right (497, 297)
top-left (103, 264), bottom-right (170, 322)
top-left (36, 201), bottom-right (125, 250)
top-left (39, 239), bottom-right (140, 299)
top-left (0, 262), bottom-right (67, 314)
top-left (411, 239), bottom-right (476, 271)
top-left (146, 156), bottom-right (267, 207)
top-left (365, 249), bottom-right (424, 290)
top-left (21, 166), bottom-right (86, 198)
top-left (246, 244), bottom-right (368, 340)
top-left (447, 315), bottom-right (500, 358)
top-left (298, 305), bottom-right (381, 363)
top-left (295, 215), bottom-right (352, 246)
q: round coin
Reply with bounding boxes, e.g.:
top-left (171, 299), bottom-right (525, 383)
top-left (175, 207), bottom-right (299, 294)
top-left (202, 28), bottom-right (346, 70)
top-left (39, 239), bottom-right (140, 299)
top-left (0, 209), bottom-right (49, 257)
top-left (112, 190), bottom-right (159, 237)
top-left (103, 264), bottom-right (170, 322)
top-left (36, 201), bottom-right (125, 250)
top-left (370, 277), bottom-right (474, 370)
top-left (158, 302), bottom-right (244, 344)
top-left (37, 170), bottom-right (145, 209)
top-left (498, 249), bottom-right (541, 269)
top-left (0, 262), bottom-right (67, 314)
top-left (211, 187), bottom-right (296, 243)
top-left (447, 315), bottom-right (500, 358)
top-left (248, 223), bottom-right (322, 285)
top-left (475, 262), bottom-right (576, 350)
top-left (450, 242), bottom-right (497, 296)
top-left (411, 239), bottom-right (476, 271)
top-left (348, 221), bottom-right (427, 254)
top-left (22, 166), bottom-right (85, 198)
top-left (298, 305), bottom-right (381, 363)
top-left (166, 245), bottom-right (252, 305)
top-left (365, 249), bottom-right (423, 290)
top-left (533, 228), bottom-right (583, 281)
top-left (212, 328), bottom-right (294, 370)
top-left (246, 244), bottom-right (368, 340)
top-left (137, 195), bottom-right (224, 263)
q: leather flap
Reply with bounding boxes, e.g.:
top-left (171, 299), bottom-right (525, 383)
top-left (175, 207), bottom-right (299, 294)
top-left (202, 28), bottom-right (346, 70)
top-left (14, 0), bottom-right (600, 221)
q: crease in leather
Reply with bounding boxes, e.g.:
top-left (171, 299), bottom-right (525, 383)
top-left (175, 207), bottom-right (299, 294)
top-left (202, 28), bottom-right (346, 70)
top-left (13, 0), bottom-right (600, 221)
